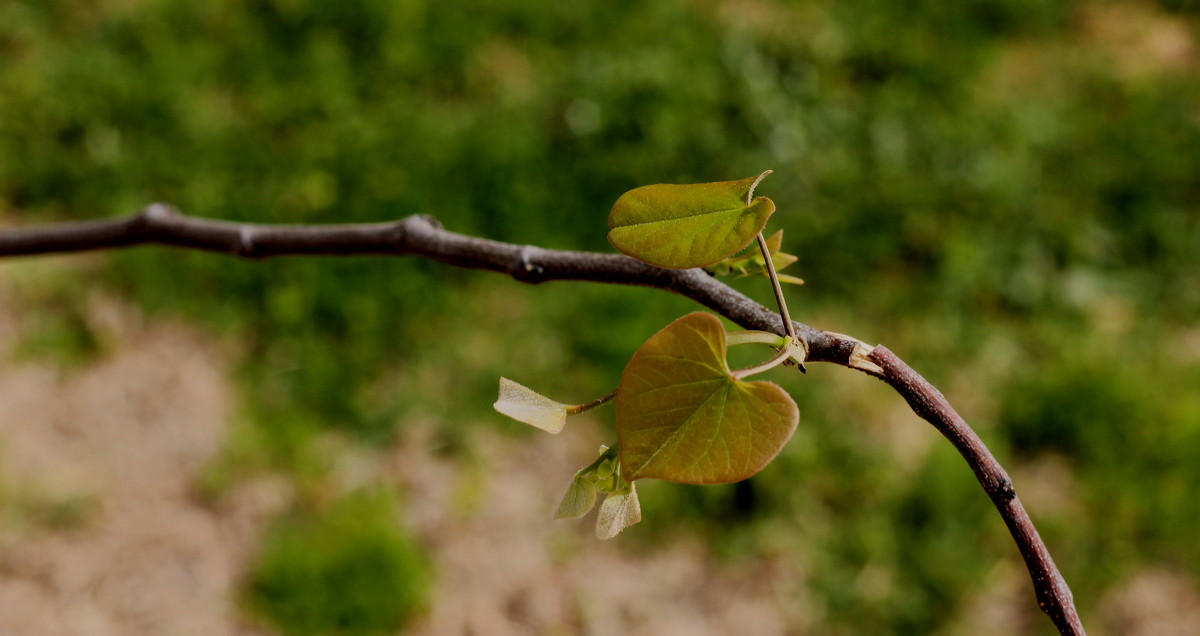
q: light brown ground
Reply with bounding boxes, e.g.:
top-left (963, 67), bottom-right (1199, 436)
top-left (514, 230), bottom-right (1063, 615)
top-left (0, 283), bottom-right (276, 636)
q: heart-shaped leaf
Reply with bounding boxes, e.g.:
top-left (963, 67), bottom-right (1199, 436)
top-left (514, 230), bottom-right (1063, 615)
top-left (616, 312), bottom-right (799, 484)
top-left (607, 172), bottom-right (776, 269)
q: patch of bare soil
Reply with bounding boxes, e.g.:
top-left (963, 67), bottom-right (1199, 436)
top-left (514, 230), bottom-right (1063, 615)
top-left (1079, 0), bottom-right (1197, 82)
top-left (385, 424), bottom-right (803, 636)
top-left (1100, 569), bottom-right (1200, 636)
top-left (0, 291), bottom-right (279, 636)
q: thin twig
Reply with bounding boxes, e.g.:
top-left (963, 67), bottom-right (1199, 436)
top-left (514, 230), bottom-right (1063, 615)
top-left (730, 344), bottom-right (793, 380)
top-left (566, 388), bottom-right (618, 415)
top-left (868, 347), bottom-right (1085, 635)
top-left (0, 206), bottom-right (1086, 634)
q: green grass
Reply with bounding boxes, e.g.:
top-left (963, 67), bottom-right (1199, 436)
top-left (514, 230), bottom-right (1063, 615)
top-left (243, 490), bottom-right (430, 636)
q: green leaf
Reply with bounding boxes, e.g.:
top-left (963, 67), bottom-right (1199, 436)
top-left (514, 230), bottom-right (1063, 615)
top-left (607, 171), bottom-right (776, 269)
top-left (616, 312), bottom-right (799, 484)
top-left (705, 229), bottom-right (803, 284)
top-left (554, 470), bottom-right (599, 520)
top-left (595, 485), bottom-right (641, 539)
top-left (493, 377), bottom-right (569, 433)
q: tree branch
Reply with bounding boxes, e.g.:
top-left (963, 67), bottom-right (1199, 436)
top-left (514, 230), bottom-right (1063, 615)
top-left (868, 347), bottom-right (1084, 634)
top-left (0, 205), bottom-right (1086, 634)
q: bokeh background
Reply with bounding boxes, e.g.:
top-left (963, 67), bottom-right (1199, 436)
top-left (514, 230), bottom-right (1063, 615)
top-left (1, 0), bottom-right (1199, 634)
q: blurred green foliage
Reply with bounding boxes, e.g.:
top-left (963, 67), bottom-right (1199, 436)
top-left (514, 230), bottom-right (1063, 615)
top-left (2, 0), bottom-right (1199, 633)
top-left (7, 271), bottom-right (108, 366)
top-left (244, 490), bottom-right (430, 636)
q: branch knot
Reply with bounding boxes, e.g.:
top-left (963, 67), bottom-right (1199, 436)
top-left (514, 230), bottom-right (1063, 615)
top-left (138, 203), bottom-right (179, 223)
top-left (510, 246), bottom-right (546, 283)
top-left (237, 226), bottom-right (259, 258)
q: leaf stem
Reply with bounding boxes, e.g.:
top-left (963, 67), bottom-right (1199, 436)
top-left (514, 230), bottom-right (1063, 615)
top-left (725, 330), bottom-right (788, 348)
top-left (756, 232), bottom-right (796, 340)
top-left (565, 388), bottom-right (618, 415)
top-left (731, 344), bottom-right (794, 380)
top-left (582, 443), bottom-right (619, 473)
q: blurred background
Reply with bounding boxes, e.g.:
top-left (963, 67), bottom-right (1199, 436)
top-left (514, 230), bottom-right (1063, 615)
top-left (1, 0), bottom-right (1198, 634)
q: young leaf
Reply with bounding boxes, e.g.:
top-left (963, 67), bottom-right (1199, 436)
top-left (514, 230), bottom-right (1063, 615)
top-left (607, 172), bottom-right (776, 269)
top-left (554, 470), bottom-right (599, 520)
top-left (595, 485), bottom-right (641, 539)
top-left (705, 229), bottom-right (803, 285)
top-left (760, 229), bottom-right (801, 281)
top-left (616, 312), bottom-right (799, 484)
top-left (493, 377), bottom-right (570, 433)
